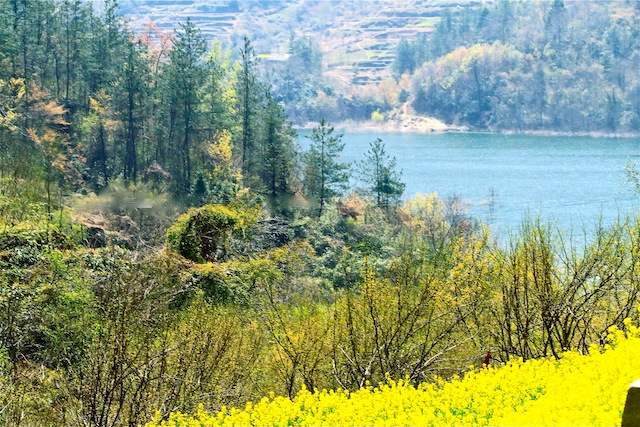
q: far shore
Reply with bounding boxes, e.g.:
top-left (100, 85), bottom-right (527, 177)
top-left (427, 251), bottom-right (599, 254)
top-left (294, 116), bottom-right (640, 139)
top-left (294, 115), bottom-right (462, 134)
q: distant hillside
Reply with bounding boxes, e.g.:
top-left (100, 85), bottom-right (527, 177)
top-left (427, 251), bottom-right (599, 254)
top-left (112, 1), bottom-right (640, 134)
top-left (116, 0), bottom-right (487, 87)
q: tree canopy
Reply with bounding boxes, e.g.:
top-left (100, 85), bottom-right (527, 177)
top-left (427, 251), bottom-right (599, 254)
top-left (302, 118), bottom-right (350, 216)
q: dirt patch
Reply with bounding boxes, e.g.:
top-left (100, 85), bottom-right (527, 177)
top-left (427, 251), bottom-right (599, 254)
top-left (297, 113), bottom-right (464, 133)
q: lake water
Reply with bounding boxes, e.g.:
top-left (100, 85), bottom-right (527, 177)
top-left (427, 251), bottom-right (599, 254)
top-left (297, 130), bottom-right (640, 235)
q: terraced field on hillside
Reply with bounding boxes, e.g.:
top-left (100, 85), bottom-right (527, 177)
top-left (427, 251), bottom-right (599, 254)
top-left (118, 0), bottom-right (486, 87)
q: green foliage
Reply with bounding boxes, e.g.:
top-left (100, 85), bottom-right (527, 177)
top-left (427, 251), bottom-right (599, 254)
top-left (407, 1), bottom-right (640, 132)
top-left (236, 36), bottom-right (261, 186)
top-left (165, 18), bottom-right (208, 192)
top-left (2, 1), bottom-right (640, 424)
top-left (302, 119), bottom-right (350, 216)
top-left (68, 250), bottom-right (252, 426)
top-left (0, 178), bottom-right (57, 225)
top-left (187, 242), bottom-right (317, 308)
top-left (625, 160), bottom-right (640, 194)
top-left (166, 204), bottom-right (255, 263)
top-left (189, 262), bottom-right (250, 305)
top-left (0, 248), bottom-right (96, 425)
top-left (357, 138), bottom-right (405, 210)
top-left (288, 35), bottom-right (323, 75)
top-left (142, 296), bottom-right (261, 420)
top-left (490, 215), bottom-right (640, 360)
top-left (0, 224), bottom-right (72, 252)
top-left (266, 34), bottom-right (323, 123)
top-left (393, 37), bottom-right (417, 76)
top-left (260, 91), bottom-right (299, 216)
top-left (202, 129), bottom-right (242, 205)
top-left (2, 181), bottom-right (640, 426)
top-left (371, 108), bottom-right (385, 123)
top-left (398, 88), bottom-right (410, 104)
top-left (295, 195), bottom-right (396, 289)
top-left (0, 0), bottom-right (301, 206)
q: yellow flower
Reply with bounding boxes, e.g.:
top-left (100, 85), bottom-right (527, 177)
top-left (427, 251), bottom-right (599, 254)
top-left (146, 324), bottom-right (640, 427)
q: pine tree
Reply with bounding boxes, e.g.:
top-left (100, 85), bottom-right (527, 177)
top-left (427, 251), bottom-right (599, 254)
top-left (235, 36), bottom-right (260, 186)
top-left (302, 118), bottom-right (350, 216)
top-left (393, 38), bottom-right (416, 76)
top-left (357, 138), bottom-right (405, 211)
top-left (261, 91), bottom-right (297, 214)
top-left (165, 18), bottom-right (206, 193)
top-left (202, 40), bottom-right (235, 139)
top-left (120, 38), bottom-right (149, 182)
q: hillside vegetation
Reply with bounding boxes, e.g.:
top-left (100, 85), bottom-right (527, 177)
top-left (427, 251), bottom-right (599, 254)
top-left (116, 0), bottom-right (478, 84)
top-left (404, 0), bottom-right (640, 133)
top-left (148, 322), bottom-right (640, 426)
top-left (111, 1), bottom-right (640, 132)
top-left (114, 0), bottom-right (487, 124)
top-left (2, 1), bottom-right (640, 426)
top-left (4, 178), bottom-right (640, 426)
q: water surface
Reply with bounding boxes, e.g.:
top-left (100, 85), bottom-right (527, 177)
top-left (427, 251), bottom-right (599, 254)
top-left (298, 130), bottom-right (640, 234)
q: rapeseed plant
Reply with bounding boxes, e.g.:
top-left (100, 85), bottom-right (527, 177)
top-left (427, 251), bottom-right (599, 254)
top-left (147, 320), bottom-right (640, 426)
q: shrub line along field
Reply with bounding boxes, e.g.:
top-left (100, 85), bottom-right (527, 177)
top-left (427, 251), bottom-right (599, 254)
top-left (147, 319), bottom-right (640, 427)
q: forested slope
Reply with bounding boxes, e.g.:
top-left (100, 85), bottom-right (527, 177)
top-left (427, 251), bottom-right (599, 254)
top-left (399, 0), bottom-right (640, 133)
top-left (0, 0), bottom-right (300, 210)
top-left (99, 0), bottom-right (640, 133)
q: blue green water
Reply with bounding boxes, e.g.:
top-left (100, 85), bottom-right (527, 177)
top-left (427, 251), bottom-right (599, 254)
top-left (297, 130), bottom-right (640, 234)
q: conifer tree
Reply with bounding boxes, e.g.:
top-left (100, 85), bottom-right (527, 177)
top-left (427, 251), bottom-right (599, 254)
top-left (235, 36), bottom-right (260, 186)
top-left (261, 91), bottom-right (297, 214)
top-left (302, 118), bottom-right (349, 216)
top-left (357, 138), bottom-right (405, 211)
top-left (165, 18), bottom-right (206, 193)
top-left (202, 40), bottom-right (235, 138)
top-left (119, 38), bottom-right (149, 182)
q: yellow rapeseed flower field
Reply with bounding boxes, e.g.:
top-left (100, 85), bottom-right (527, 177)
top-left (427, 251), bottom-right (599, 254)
top-left (147, 321), bottom-right (640, 427)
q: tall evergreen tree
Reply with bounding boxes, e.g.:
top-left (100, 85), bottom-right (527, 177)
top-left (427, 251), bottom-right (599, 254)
top-left (302, 118), bottom-right (349, 217)
top-left (59, 0), bottom-right (88, 104)
top-left (261, 91), bottom-right (297, 212)
top-left (119, 38), bottom-right (149, 182)
top-left (85, 0), bottom-right (123, 93)
top-left (357, 138), bottom-right (405, 211)
top-left (83, 90), bottom-right (112, 189)
top-left (393, 38), bottom-right (416, 76)
top-left (202, 40), bottom-right (235, 139)
top-left (235, 35), bottom-right (260, 186)
top-left (165, 18), bottom-right (206, 193)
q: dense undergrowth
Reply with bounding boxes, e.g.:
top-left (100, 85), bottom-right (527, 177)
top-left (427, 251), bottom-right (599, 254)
top-left (2, 176), bottom-right (640, 426)
top-left (148, 321), bottom-right (640, 426)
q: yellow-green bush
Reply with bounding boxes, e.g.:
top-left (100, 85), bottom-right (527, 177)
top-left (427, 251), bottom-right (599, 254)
top-left (190, 262), bottom-right (245, 304)
top-left (166, 203), bottom-right (264, 263)
top-left (166, 205), bottom-right (242, 262)
top-left (147, 321), bottom-right (640, 427)
top-left (371, 108), bottom-right (385, 123)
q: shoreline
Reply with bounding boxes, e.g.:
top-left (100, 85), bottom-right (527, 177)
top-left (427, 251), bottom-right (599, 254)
top-left (294, 115), bottom-right (462, 134)
top-left (294, 117), bottom-right (640, 139)
top-left (498, 129), bottom-right (640, 139)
